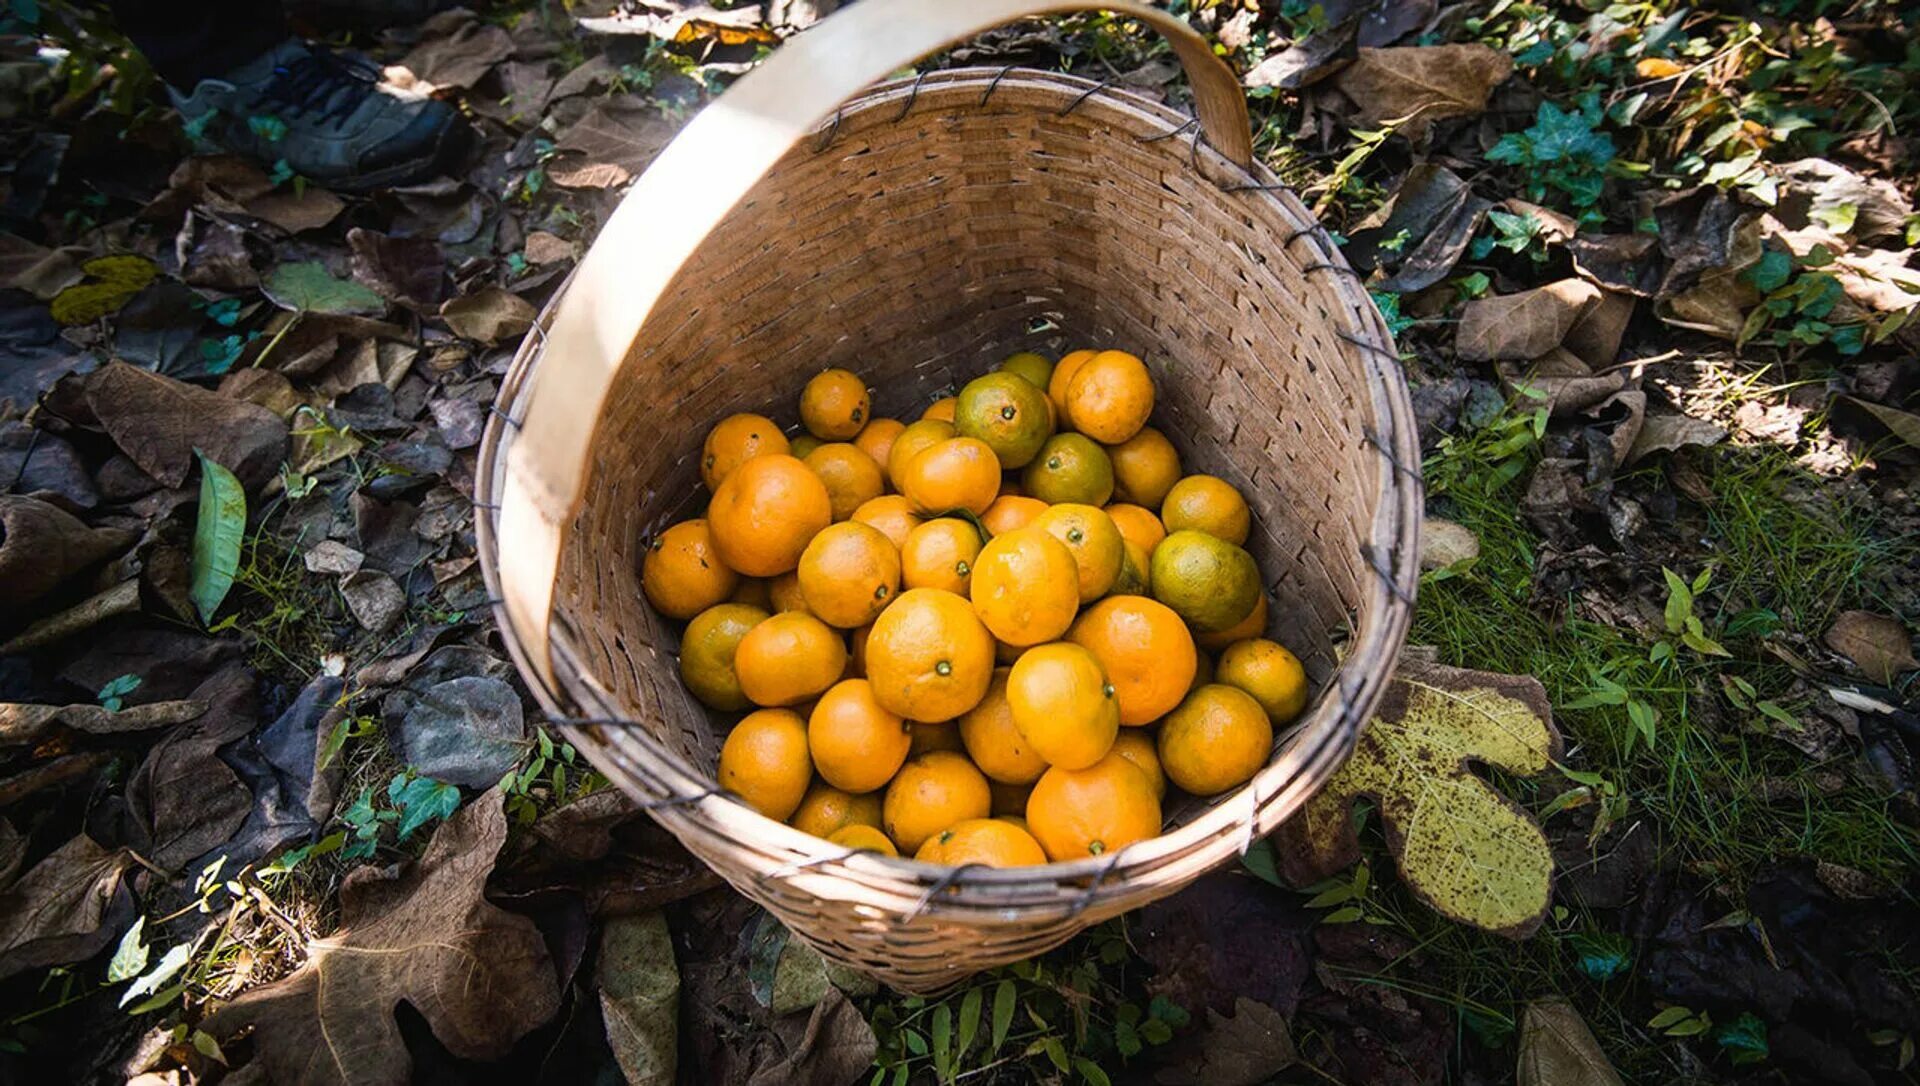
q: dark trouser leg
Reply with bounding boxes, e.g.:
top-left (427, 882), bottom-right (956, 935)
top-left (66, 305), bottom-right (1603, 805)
top-left (101, 0), bottom-right (289, 89)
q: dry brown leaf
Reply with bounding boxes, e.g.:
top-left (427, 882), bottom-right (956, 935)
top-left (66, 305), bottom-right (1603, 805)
top-left (395, 10), bottom-right (514, 90)
top-left (84, 362), bottom-right (288, 492)
top-left (0, 578), bottom-right (143, 654)
top-left (1824, 611), bottom-right (1918, 685)
top-left (126, 667), bottom-right (259, 873)
top-left (1625, 412), bottom-right (1726, 465)
top-left (204, 793), bottom-right (560, 1085)
top-left (1831, 247), bottom-right (1920, 314)
top-left (246, 187), bottom-right (347, 235)
top-left (1346, 163), bottom-right (1490, 292)
top-left (1156, 997), bottom-right (1297, 1086)
top-left (1334, 44), bottom-right (1512, 140)
top-left (1507, 355), bottom-right (1626, 418)
top-left (1517, 998), bottom-right (1624, 1086)
top-left (0, 833), bottom-right (133, 982)
top-left (440, 287), bottom-right (536, 345)
top-left (1562, 290), bottom-right (1635, 370)
top-left (1242, 26), bottom-right (1354, 90)
top-left (1774, 158), bottom-right (1912, 242)
top-left (1843, 395), bottom-right (1920, 451)
top-left (551, 95), bottom-right (677, 189)
top-left (1567, 233), bottom-right (1661, 296)
top-left (1458, 280), bottom-right (1602, 362)
top-left (149, 155), bottom-right (344, 233)
top-left (0, 495), bottom-right (136, 613)
top-left (523, 231), bottom-right (573, 265)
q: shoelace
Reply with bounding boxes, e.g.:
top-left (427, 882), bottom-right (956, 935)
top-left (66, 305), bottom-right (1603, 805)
top-left (259, 49), bottom-right (383, 125)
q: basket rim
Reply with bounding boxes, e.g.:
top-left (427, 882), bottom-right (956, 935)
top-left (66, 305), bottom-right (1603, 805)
top-left (474, 65), bottom-right (1423, 908)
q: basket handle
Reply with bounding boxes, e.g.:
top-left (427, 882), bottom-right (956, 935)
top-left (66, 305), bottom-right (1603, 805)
top-left (497, 0), bottom-right (1255, 686)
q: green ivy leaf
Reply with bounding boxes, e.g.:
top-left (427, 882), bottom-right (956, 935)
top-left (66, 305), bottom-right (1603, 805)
top-left (106, 917), bottom-right (149, 983)
top-left (1743, 248), bottom-right (1794, 293)
top-left (120, 942), bottom-right (192, 1008)
top-left (390, 776), bottom-right (462, 841)
top-left (262, 261), bottom-right (386, 316)
top-left (1567, 931), bottom-right (1631, 981)
top-left (1714, 1013), bottom-right (1769, 1065)
top-left (189, 451), bottom-right (247, 626)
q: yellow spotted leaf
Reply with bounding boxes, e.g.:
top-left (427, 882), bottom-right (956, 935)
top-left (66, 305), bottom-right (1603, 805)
top-left (48, 255), bottom-right (157, 325)
top-left (1275, 650), bottom-right (1562, 937)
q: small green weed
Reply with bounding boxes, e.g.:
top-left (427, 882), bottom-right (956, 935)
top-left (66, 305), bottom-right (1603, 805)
top-left (866, 923), bottom-right (1182, 1085)
top-left (1486, 93), bottom-right (1618, 219)
top-left (96, 673), bottom-right (141, 711)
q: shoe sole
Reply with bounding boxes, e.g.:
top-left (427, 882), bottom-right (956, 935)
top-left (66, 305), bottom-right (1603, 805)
top-left (322, 115), bottom-right (479, 194)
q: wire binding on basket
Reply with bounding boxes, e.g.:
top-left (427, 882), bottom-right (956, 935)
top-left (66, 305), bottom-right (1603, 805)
top-left (1363, 426), bottom-right (1424, 486)
top-left (761, 847), bottom-right (865, 881)
top-left (979, 64), bottom-right (1018, 105)
top-left (1363, 543), bottom-right (1415, 604)
top-left (810, 107), bottom-right (844, 153)
top-left (1337, 331), bottom-right (1403, 366)
top-left (905, 862), bottom-right (992, 921)
top-left (1302, 262), bottom-right (1364, 280)
top-left (1056, 78), bottom-right (1114, 116)
top-left (1066, 851), bottom-right (1126, 917)
top-left (1136, 116), bottom-right (1198, 144)
top-left (893, 70), bottom-right (931, 120)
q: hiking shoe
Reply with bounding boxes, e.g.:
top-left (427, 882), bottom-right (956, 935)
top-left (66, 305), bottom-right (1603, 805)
top-left (170, 38), bottom-right (472, 193)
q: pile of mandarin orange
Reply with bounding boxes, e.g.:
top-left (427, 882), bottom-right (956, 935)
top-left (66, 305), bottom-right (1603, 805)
top-left (641, 349), bottom-right (1310, 868)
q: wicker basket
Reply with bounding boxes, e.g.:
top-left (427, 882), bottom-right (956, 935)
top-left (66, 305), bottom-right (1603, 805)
top-left (476, 0), bottom-right (1421, 992)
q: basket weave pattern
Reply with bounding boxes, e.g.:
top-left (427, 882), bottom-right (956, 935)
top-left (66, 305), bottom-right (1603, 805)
top-left (478, 65), bottom-right (1421, 991)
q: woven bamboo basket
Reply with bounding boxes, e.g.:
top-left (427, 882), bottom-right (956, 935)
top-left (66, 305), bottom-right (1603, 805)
top-left (475, 0), bottom-right (1422, 992)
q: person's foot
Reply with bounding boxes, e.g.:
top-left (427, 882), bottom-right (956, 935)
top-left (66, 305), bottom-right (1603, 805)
top-left (170, 39), bottom-right (472, 193)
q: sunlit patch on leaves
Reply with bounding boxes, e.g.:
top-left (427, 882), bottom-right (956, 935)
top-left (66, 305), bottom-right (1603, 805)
top-left (202, 794), bottom-right (560, 1083)
top-left (1275, 652), bottom-right (1562, 937)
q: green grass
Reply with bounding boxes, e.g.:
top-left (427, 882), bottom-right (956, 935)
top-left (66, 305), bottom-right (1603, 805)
top-left (1387, 415), bottom-right (1920, 1078)
top-left (1416, 425), bottom-right (1918, 888)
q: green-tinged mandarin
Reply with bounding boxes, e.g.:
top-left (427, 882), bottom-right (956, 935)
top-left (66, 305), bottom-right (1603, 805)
top-left (678, 603), bottom-right (768, 711)
top-left (1021, 432), bottom-right (1114, 505)
top-left (955, 372), bottom-right (1054, 469)
top-left (1150, 530), bottom-right (1260, 633)
top-left (997, 351), bottom-right (1055, 390)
